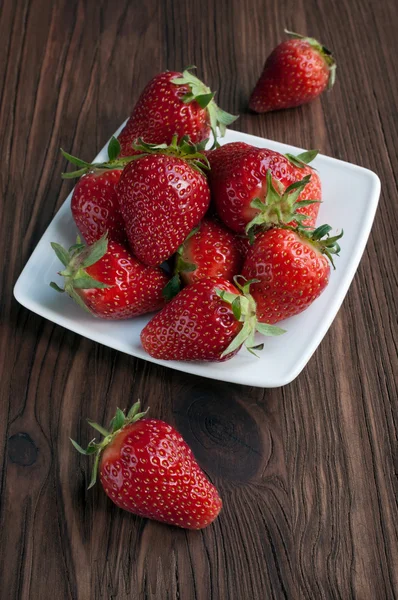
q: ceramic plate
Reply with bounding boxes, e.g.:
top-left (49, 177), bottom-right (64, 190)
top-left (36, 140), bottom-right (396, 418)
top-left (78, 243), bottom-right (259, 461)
top-left (14, 125), bottom-right (380, 387)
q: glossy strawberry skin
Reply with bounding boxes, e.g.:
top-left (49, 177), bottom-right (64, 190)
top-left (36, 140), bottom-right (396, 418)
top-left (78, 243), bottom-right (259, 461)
top-left (118, 71), bottom-right (210, 157)
top-left (79, 241), bottom-right (169, 318)
top-left (71, 169), bottom-right (127, 244)
top-left (141, 277), bottom-right (242, 361)
top-left (242, 228), bottom-right (330, 323)
top-left (250, 39), bottom-right (330, 113)
top-left (180, 219), bottom-right (244, 285)
top-left (99, 418), bottom-right (222, 529)
top-left (117, 155), bottom-right (210, 266)
top-left (208, 142), bottom-right (296, 233)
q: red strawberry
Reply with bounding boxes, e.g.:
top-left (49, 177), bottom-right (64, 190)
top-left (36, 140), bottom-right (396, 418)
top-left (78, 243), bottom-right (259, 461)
top-left (50, 234), bottom-right (169, 318)
top-left (116, 138), bottom-right (211, 267)
top-left (70, 169), bottom-right (126, 244)
top-left (249, 31), bottom-right (336, 113)
top-left (141, 277), bottom-right (285, 361)
top-left (208, 142), bottom-right (317, 235)
top-left (242, 225), bottom-right (343, 324)
top-left (71, 402), bottom-right (222, 529)
top-left (117, 68), bottom-right (238, 157)
top-left (208, 142), bottom-right (294, 233)
top-left (165, 219), bottom-right (244, 297)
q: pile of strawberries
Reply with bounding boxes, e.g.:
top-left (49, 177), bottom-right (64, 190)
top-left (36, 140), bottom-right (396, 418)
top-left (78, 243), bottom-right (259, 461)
top-left (52, 35), bottom-right (341, 364)
top-left (58, 31), bottom-right (342, 531)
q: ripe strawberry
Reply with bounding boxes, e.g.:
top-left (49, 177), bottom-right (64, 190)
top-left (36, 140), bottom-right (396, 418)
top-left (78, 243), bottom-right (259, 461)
top-left (116, 138), bottom-right (211, 267)
top-left (141, 277), bottom-right (285, 361)
top-left (50, 234), bottom-right (169, 318)
top-left (242, 225), bottom-right (343, 324)
top-left (71, 402), bottom-right (222, 529)
top-left (164, 219), bottom-right (244, 298)
top-left (117, 67), bottom-right (238, 157)
top-left (70, 169), bottom-right (126, 244)
top-left (249, 31), bottom-right (336, 113)
top-left (207, 142), bottom-right (318, 235)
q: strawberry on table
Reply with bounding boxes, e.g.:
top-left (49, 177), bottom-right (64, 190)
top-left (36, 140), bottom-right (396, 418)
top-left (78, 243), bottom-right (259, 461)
top-left (141, 276), bottom-right (285, 362)
top-left (50, 234), bottom-right (169, 318)
top-left (242, 225), bottom-right (343, 324)
top-left (249, 30), bottom-right (336, 113)
top-left (71, 401), bottom-right (222, 530)
top-left (69, 169), bottom-right (126, 244)
top-left (116, 137), bottom-right (211, 267)
top-left (117, 67), bottom-right (238, 157)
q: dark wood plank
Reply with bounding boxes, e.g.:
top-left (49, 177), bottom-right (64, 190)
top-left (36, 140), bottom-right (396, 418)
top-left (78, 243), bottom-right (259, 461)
top-left (0, 0), bottom-right (397, 598)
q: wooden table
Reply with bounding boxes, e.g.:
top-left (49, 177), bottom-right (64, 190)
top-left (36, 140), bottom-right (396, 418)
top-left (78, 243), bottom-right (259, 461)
top-left (1, 0), bottom-right (397, 598)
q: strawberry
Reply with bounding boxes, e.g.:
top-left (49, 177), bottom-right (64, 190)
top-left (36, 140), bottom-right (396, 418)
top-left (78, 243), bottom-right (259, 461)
top-left (50, 234), bottom-right (169, 318)
top-left (207, 142), bottom-right (318, 235)
top-left (116, 137), bottom-right (211, 267)
top-left (242, 225), bottom-right (343, 324)
top-left (164, 219), bottom-right (244, 298)
top-left (71, 402), bottom-right (222, 529)
top-left (117, 67), bottom-right (238, 157)
top-left (249, 31), bottom-right (336, 113)
top-left (141, 277), bottom-right (285, 361)
top-left (70, 169), bottom-right (126, 244)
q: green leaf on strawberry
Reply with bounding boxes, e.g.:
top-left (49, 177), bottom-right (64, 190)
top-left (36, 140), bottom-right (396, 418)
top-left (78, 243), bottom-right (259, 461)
top-left (171, 66), bottom-right (238, 148)
top-left (107, 136), bottom-right (121, 161)
top-left (285, 149), bottom-right (319, 169)
top-left (215, 276), bottom-right (285, 357)
top-left (246, 170), bottom-right (320, 236)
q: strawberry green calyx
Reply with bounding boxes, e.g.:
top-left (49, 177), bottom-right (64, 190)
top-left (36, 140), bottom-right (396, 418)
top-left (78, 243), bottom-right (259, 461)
top-left (61, 137), bottom-right (138, 179)
top-left (216, 275), bottom-right (285, 357)
top-left (246, 170), bottom-right (319, 239)
top-left (285, 149), bottom-right (319, 169)
top-left (71, 401), bottom-right (149, 489)
top-left (162, 225), bottom-right (200, 301)
top-left (61, 134), bottom-right (211, 179)
top-left (50, 233), bottom-right (110, 312)
top-left (131, 135), bottom-right (211, 174)
top-left (297, 224), bottom-right (343, 268)
top-left (171, 66), bottom-right (238, 148)
top-left (284, 30), bottom-right (337, 89)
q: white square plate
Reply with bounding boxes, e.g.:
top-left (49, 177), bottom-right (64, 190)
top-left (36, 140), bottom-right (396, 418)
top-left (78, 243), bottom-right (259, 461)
top-left (14, 125), bottom-right (380, 387)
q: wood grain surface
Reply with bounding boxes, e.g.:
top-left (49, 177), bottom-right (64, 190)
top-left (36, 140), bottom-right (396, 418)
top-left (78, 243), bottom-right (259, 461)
top-left (1, 0), bottom-right (397, 598)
